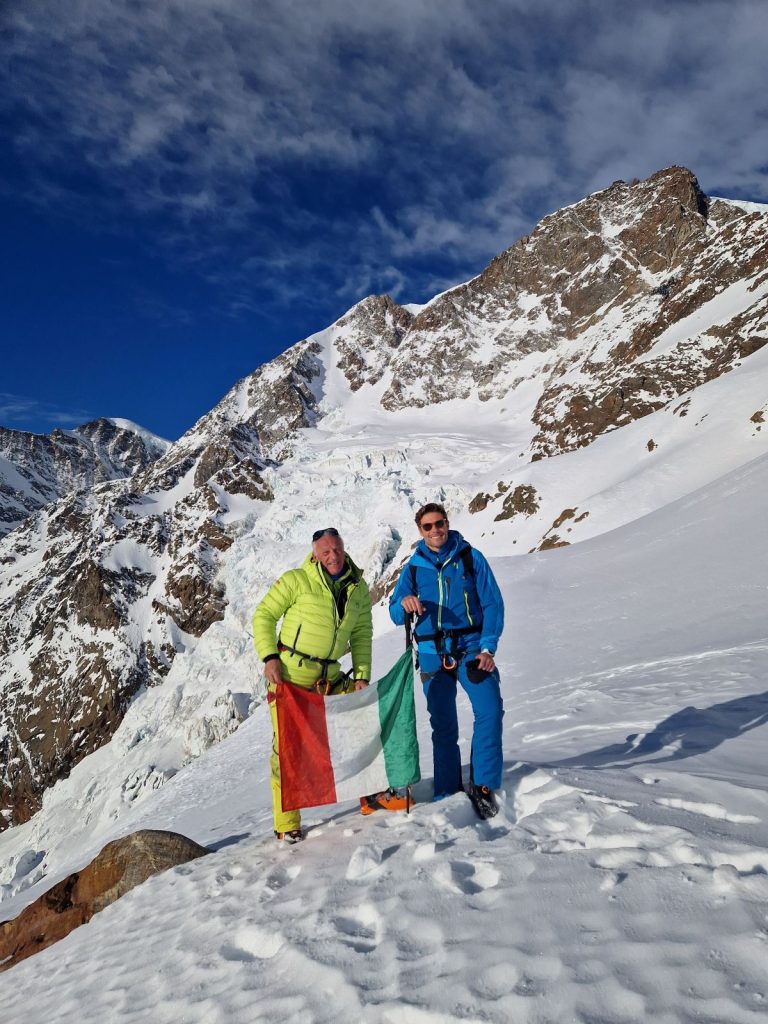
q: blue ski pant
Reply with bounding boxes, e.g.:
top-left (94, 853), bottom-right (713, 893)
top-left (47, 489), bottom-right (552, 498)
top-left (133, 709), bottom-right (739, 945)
top-left (421, 660), bottom-right (504, 797)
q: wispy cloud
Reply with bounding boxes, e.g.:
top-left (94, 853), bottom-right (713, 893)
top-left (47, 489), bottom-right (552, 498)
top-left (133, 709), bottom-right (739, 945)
top-left (2, 0), bottom-right (767, 318)
top-left (0, 393), bottom-right (93, 431)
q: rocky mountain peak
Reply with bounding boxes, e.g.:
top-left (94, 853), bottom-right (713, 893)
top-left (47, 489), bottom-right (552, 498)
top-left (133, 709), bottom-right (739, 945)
top-left (0, 417), bottom-right (170, 538)
top-left (325, 166), bottom-right (766, 461)
top-left (74, 417), bottom-right (170, 464)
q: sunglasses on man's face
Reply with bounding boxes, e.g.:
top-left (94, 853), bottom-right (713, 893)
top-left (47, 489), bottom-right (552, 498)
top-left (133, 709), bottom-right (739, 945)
top-left (312, 527), bottom-right (341, 542)
top-left (420, 518), bottom-right (447, 532)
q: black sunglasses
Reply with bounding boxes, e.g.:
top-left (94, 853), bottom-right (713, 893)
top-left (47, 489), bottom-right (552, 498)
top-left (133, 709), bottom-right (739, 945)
top-left (312, 527), bottom-right (341, 542)
top-left (420, 518), bottom-right (447, 531)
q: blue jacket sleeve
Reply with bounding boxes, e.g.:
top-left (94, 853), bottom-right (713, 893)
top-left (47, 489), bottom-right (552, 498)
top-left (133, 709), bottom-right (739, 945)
top-left (472, 550), bottom-right (504, 653)
top-left (388, 560), bottom-right (415, 626)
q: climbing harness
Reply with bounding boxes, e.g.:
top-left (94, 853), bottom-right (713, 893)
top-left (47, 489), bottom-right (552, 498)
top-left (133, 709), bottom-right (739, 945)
top-left (276, 565), bottom-right (362, 694)
top-left (414, 624), bottom-right (483, 671)
top-left (278, 626), bottom-right (339, 688)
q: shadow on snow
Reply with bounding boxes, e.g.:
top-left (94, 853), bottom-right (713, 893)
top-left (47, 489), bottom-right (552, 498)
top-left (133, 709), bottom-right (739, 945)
top-left (547, 688), bottom-right (768, 769)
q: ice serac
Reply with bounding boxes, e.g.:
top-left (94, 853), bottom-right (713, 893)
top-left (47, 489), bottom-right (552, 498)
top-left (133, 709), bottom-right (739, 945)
top-left (0, 342), bottom-right (323, 829)
top-left (0, 417), bottom-right (170, 537)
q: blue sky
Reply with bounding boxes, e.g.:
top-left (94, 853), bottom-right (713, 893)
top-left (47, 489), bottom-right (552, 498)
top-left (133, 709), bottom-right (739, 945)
top-left (2, 0), bottom-right (767, 440)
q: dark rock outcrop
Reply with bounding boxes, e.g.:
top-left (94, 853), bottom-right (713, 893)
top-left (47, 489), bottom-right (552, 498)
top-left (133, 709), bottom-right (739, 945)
top-left (494, 485), bottom-right (540, 522)
top-left (0, 830), bottom-right (208, 971)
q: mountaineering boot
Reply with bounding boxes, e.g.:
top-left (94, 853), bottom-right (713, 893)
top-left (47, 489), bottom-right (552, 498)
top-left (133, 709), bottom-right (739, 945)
top-left (274, 828), bottom-right (305, 843)
top-left (467, 784), bottom-right (498, 820)
top-left (360, 788), bottom-right (413, 815)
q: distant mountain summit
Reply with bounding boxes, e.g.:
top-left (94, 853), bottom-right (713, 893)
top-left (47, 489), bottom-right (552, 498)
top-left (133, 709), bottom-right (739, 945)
top-left (1, 166), bottom-right (767, 831)
top-left (0, 417), bottom-right (170, 537)
top-left (330, 166), bottom-right (767, 458)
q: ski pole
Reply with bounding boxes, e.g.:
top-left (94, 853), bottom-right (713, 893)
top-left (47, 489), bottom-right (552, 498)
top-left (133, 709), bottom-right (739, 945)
top-left (405, 612), bottom-right (416, 815)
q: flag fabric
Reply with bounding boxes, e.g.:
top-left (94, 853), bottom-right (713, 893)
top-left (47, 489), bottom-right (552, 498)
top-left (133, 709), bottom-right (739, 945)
top-left (275, 649), bottom-right (420, 811)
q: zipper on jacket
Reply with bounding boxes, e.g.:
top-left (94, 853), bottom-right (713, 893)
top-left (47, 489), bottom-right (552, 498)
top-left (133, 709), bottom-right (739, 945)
top-left (435, 541), bottom-right (459, 632)
top-left (327, 611), bottom-right (339, 661)
top-left (317, 560), bottom-right (360, 662)
top-left (317, 561), bottom-right (341, 661)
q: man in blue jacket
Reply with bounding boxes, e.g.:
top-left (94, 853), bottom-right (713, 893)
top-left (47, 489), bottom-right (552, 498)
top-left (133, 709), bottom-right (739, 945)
top-left (389, 503), bottom-right (505, 818)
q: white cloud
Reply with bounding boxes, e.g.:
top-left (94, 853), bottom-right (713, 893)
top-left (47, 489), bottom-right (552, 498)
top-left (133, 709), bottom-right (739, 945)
top-left (3, 0), bottom-right (768, 310)
top-left (558, 2), bottom-right (768, 200)
top-left (0, 394), bottom-right (93, 430)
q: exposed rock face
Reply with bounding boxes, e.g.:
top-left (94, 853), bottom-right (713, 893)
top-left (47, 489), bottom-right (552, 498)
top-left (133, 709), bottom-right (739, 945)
top-left (331, 167), bottom-right (768, 461)
top-left (493, 485), bottom-right (540, 522)
top-left (468, 492), bottom-right (492, 513)
top-left (0, 342), bottom-right (321, 829)
top-left (334, 295), bottom-right (413, 391)
top-left (0, 830), bottom-right (208, 971)
top-left (0, 418), bottom-right (169, 537)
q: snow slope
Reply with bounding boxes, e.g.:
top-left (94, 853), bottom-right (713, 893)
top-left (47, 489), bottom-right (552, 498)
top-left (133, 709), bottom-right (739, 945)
top-left (1, 414), bottom-right (767, 1020)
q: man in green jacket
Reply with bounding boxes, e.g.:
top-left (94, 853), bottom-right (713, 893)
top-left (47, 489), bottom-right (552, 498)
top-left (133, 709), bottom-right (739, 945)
top-left (253, 528), bottom-right (409, 842)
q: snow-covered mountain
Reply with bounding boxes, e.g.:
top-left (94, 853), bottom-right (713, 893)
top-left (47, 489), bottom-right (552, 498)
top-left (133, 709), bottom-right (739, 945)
top-left (1, 391), bottom-right (767, 1022)
top-left (1, 165), bottom-right (767, 839)
top-left (0, 417), bottom-right (170, 537)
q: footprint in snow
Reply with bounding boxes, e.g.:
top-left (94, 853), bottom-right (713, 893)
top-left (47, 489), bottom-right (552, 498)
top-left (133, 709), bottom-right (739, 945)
top-left (476, 822), bottom-right (512, 842)
top-left (346, 843), bottom-right (384, 880)
top-left (332, 902), bottom-right (382, 952)
top-left (413, 840), bottom-right (436, 862)
top-left (220, 923), bottom-right (284, 961)
top-left (434, 857), bottom-right (500, 894)
top-left (599, 870), bottom-right (628, 891)
top-left (262, 860), bottom-right (302, 898)
top-left (713, 863), bottom-right (768, 899)
top-left (392, 914), bottom-right (445, 961)
top-left (205, 866), bottom-right (243, 898)
top-left (470, 961), bottom-right (521, 1000)
top-left (412, 838), bottom-right (458, 862)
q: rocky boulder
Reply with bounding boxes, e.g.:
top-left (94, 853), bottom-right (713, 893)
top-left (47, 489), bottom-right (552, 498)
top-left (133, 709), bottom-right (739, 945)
top-left (0, 830), bottom-right (208, 971)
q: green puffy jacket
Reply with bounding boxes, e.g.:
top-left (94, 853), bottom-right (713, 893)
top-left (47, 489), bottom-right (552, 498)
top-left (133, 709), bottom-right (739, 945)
top-left (252, 553), bottom-right (372, 687)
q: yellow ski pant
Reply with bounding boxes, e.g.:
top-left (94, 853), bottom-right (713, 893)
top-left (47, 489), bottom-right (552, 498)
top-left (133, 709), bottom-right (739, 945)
top-left (268, 674), bottom-right (356, 832)
top-left (269, 695), bottom-right (302, 833)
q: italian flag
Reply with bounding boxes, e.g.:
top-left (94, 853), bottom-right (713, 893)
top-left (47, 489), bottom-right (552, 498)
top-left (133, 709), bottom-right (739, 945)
top-left (275, 649), bottom-right (421, 811)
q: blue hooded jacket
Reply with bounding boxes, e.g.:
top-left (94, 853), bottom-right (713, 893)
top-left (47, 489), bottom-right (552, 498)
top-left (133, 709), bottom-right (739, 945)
top-left (389, 530), bottom-right (504, 670)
